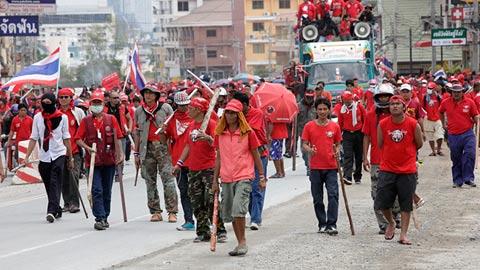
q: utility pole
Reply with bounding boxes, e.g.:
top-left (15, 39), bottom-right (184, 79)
top-left (431, 0), bottom-right (437, 71)
top-left (392, 0), bottom-right (398, 73)
top-left (203, 44), bottom-right (209, 74)
top-left (409, 28), bottom-right (413, 75)
top-left (473, 0), bottom-right (479, 73)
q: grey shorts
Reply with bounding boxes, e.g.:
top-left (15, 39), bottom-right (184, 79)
top-left (221, 180), bottom-right (252, 223)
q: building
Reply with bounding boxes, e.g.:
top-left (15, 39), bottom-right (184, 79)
top-left (380, 0), bottom-right (463, 74)
top-left (164, 0), bottom-right (233, 79)
top-left (233, 0), bottom-right (299, 77)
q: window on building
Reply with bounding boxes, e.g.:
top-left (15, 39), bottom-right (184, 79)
top-left (206, 29), bottom-right (217, 37)
top-left (253, 22), bottom-right (265, 32)
top-left (178, 1), bottom-right (189, 12)
top-left (275, 26), bottom-right (288, 40)
top-left (279, 0), bottom-right (290, 9)
top-left (207, 50), bottom-right (217, 58)
top-left (252, 0), bottom-right (264, 9)
top-left (253, 44), bottom-right (265, 54)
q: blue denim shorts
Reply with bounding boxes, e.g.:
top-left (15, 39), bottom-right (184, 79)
top-left (269, 139), bottom-right (283, 160)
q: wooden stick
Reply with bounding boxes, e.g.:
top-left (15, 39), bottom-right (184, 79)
top-left (210, 190), bottom-right (219, 252)
top-left (292, 116), bottom-right (298, 171)
top-left (186, 69), bottom-right (215, 95)
top-left (200, 87), bottom-right (221, 132)
top-left (117, 165), bottom-right (128, 222)
top-left (134, 165), bottom-right (140, 187)
top-left (333, 145), bottom-right (355, 235)
top-left (87, 143), bottom-right (97, 209)
top-left (154, 89), bottom-right (199, 135)
top-left (70, 171), bottom-right (88, 219)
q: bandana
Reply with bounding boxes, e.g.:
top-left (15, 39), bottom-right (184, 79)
top-left (142, 101), bottom-right (160, 123)
top-left (340, 101), bottom-right (358, 127)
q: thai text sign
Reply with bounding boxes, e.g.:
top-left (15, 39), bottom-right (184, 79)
top-left (0, 16), bottom-right (39, 36)
top-left (431, 28), bottom-right (467, 47)
top-left (0, 0), bottom-right (56, 14)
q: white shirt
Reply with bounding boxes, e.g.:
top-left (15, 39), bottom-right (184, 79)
top-left (30, 113), bottom-right (71, 163)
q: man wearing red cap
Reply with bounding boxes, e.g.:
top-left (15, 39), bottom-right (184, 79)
top-left (76, 90), bottom-right (124, 230)
top-left (338, 90), bottom-right (366, 184)
top-left (375, 95), bottom-right (423, 245)
top-left (173, 97), bottom-right (227, 243)
top-left (57, 88), bottom-right (86, 214)
top-left (421, 82), bottom-right (445, 156)
top-left (439, 83), bottom-right (479, 188)
top-left (134, 84), bottom-right (178, 223)
top-left (213, 99), bottom-right (265, 256)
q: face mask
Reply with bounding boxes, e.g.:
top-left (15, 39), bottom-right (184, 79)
top-left (427, 89), bottom-right (433, 95)
top-left (90, 105), bottom-right (104, 114)
top-left (41, 102), bottom-right (56, 114)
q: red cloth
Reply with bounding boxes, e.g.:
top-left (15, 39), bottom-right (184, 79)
top-left (297, 2), bottom-right (316, 22)
top-left (345, 0), bottom-right (363, 19)
top-left (379, 116), bottom-right (418, 174)
top-left (421, 94), bottom-right (442, 121)
top-left (364, 90), bottom-right (375, 111)
top-left (352, 87), bottom-right (364, 100)
top-left (60, 108), bottom-right (80, 154)
top-left (165, 111), bottom-right (193, 165)
top-left (338, 102), bottom-right (366, 131)
top-left (331, 0), bottom-right (345, 17)
top-left (301, 120), bottom-right (342, 170)
top-left (147, 121), bottom-right (161, 141)
top-left (75, 114), bottom-right (122, 143)
top-left (362, 109), bottom-right (389, 165)
top-left (10, 115), bottom-right (33, 143)
top-left (245, 107), bottom-right (268, 156)
top-left (439, 97), bottom-right (479, 135)
top-left (332, 102), bottom-right (342, 117)
top-left (315, 3), bottom-right (330, 18)
top-left (339, 20), bottom-right (351, 36)
top-left (185, 119), bottom-right (216, 171)
top-left (270, 122), bottom-right (288, 140)
top-left (405, 98), bottom-right (426, 120)
top-left (316, 91), bottom-right (332, 101)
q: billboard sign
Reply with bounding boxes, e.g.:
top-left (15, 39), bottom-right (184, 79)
top-left (431, 28), bottom-right (467, 47)
top-left (0, 15), bottom-right (39, 36)
top-left (0, 0), bottom-right (56, 14)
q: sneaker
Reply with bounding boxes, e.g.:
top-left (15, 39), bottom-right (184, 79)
top-left (62, 205), bottom-right (70, 213)
top-left (168, 213), bottom-right (177, 223)
top-left (355, 179), bottom-right (361, 184)
top-left (283, 153), bottom-right (292, 158)
top-left (217, 232), bottom-right (228, 243)
top-left (46, 213), bottom-right (55, 223)
top-left (229, 245), bottom-right (248, 256)
top-left (326, 226), bottom-right (338, 235)
top-left (452, 184), bottom-right (462, 188)
top-left (150, 213), bottom-right (163, 222)
top-left (94, 221), bottom-right (106, 230)
top-left (69, 205), bottom-right (80, 213)
top-left (193, 234), bottom-right (210, 243)
top-left (465, 181), bottom-right (477, 187)
top-left (318, 226), bottom-right (327, 233)
top-left (176, 222), bottom-right (195, 231)
top-left (306, 170), bottom-right (310, 177)
top-left (101, 219), bottom-right (110, 228)
top-left (250, 222), bottom-right (259, 231)
top-left (343, 178), bottom-right (353, 185)
top-left (378, 225), bottom-right (386, 235)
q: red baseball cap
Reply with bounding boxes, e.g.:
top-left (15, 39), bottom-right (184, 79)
top-left (427, 82), bottom-right (437, 89)
top-left (225, 99), bottom-right (243, 112)
top-left (389, 95), bottom-right (405, 106)
top-left (90, 90), bottom-right (104, 102)
top-left (189, 97), bottom-right (209, 112)
top-left (305, 90), bottom-right (315, 97)
top-left (341, 91), bottom-right (353, 101)
top-left (58, 88), bottom-right (75, 97)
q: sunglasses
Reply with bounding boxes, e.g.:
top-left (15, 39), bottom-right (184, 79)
top-left (59, 96), bottom-right (71, 99)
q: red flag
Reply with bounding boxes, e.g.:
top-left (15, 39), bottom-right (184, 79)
top-left (101, 72), bottom-right (121, 91)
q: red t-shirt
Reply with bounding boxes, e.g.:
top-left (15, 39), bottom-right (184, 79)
top-left (316, 91), bottom-right (332, 102)
top-left (75, 115), bottom-right (122, 143)
top-left (362, 109), bottom-right (389, 165)
top-left (405, 98), bottom-right (426, 120)
top-left (379, 116), bottom-right (418, 174)
top-left (165, 111), bottom-right (193, 165)
top-left (352, 87), bottom-right (364, 100)
top-left (185, 119), bottom-right (216, 171)
top-left (332, 102), bottom-right (342, 117)
top-left (340, 20), bottom-right (351, 36)
top-left (439, 97), bottom-right (479, 135)
top-left (315, 3), bottom-right (330, 18)
top-left (246, 107), bottom-right (268, 156)
top-left (421, 94), bottom-right (442, 121)
top-left (331, 0), bottom-right (345, 17)
top-left (364, 90), bottom-right (375, 111)
top-left (338, 102), bottom-right (366, 132)
top-left (474, 93), bottom-right (480, 111)
top-left (301, 120), bottom-right (342, 170)
top-left (270, 122), bottom-right (289, 140)
top-left (345, 1), bottom-right (363, 19)
top-left (10, 115), bottom-right (33, 143)
top-left (297, 2), bottom-right (316, 21)
top-left (61, 108), bottom-right (80, 154)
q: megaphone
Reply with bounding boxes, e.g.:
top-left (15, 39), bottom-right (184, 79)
top-left (302, 24), bottom-right (319, 42)
top-left (354, 22), bottom-right (371, 39)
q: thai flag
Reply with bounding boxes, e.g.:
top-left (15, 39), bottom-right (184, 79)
top-left (2, 47), bottom-right (60, 92)
top-left (433, 69), bottom-right (447, 81)
top-left (378, 57), bottom-right (394, 76)
top-left (129, 43), bottom-right (146, 92)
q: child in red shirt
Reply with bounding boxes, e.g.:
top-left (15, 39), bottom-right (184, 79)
top-left (8, 103), bottom-right (33, 147)
top-left (302, 97), bottom-right (342, 235)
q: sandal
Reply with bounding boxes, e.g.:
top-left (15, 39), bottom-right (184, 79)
top-left (269, 173), bottom-right (282, 179)
top-left (428, 152), bottom-right (436, 156)
top-left (415, 198), bottom-right (425, 209)
top-left (398, 239), bottom-right (412, 245)
top-left (437, 151), bottom-right (444, 156)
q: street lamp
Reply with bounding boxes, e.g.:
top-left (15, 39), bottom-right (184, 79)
top-left (220, 54), bottom-right (235, 76)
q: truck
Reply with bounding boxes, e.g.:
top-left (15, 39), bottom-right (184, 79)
top-left (299, 39), bottom-right (378, 98)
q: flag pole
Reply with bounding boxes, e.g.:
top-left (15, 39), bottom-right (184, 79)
top-left (55, 46), bottom-right (61, 96)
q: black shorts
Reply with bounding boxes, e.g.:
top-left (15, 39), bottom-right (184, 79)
top-left (374, 171), bottom-right (416, 212)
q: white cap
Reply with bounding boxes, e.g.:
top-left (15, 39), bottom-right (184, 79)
top-left (218, 87), bottom-right (228, 96)
top-left (400, 84), bottom-right (412, 91)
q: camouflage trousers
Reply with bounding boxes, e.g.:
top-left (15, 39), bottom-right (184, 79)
top-left (141, 141), bottom-right (178, 214)
top-left (370, 165), bottom-right (400, 229)
top-left (188, 169), bottom-right (226, 237)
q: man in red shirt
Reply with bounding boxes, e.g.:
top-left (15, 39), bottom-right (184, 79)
top-left (165, 91), bottom-right (194, 231)
top-left (399, 84), bottom-right (426, 138)
top-left (297, 0), bottom-right (316, 26)
top-left (346, 79), bottom-right (363, 101)
top-left (173, 97), bottom-right (227, 243)
top-left (330, 0), bottom-right (345, 24)
top-left (439, 83), bottom-right (480, 188)
top-left (302, 97), bottom-right (342, 235)
top-left (362, 83), bottom-right (400, 234)
top-left (213, 99), bottom-right (265, 256)
top-left (7, 103), bottom-right (33, 148)
top-left (363, 79), bottom-right (377, 111)
top-left (338, 91), bottom-right (366, 184)
top-left (315, 0), bottom-right (330, 20)
top-left (57, 88), bottom-right (86, 214)
top-left (375, 95), bottom-right (423, 245)
top-left (421, 83), bottom-right (444, 156)
top-left (268, 121), bottom-right (288, 179)
top-left (344, 0), bottom-right (364, 21)
top-left (232, 92), bottom-right (269, 230)
top-left (315, 81), bottom-right (333, 102)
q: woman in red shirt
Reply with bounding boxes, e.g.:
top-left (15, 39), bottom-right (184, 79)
top-left (302, 97), bottom-right (342, 235)
top-left (268, 122), bottom-right (288, 178)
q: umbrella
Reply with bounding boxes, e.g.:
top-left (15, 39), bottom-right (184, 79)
top-left (232, 73), bottom-right (261, 83)
top-left (271, 78), bottom-right (285, 84)
top-left (253, 83), bottom-right (299, 123)
top-left (213, 78), bottom-right (231, 87)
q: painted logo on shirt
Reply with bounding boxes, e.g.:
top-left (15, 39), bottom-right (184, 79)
top-left (70, 120), bottom-right (75, 126)
top-left (105, 126), bottom-right (111, 132)
top-left (463, 105), bottom-right (470, 113)
top-left (326, 130), bottom-right (334, 138)
top-left (266, 106), bottom-right (275, 114)
top-left (388, 129), bottom-right (406, 143)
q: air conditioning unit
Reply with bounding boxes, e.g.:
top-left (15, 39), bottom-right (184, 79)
top-left (249, 34), bottom-right (255, 39)
top-left (263, 12), bottom-right (270, 16)
top-left (272, 12), bottom-right (279, 16)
